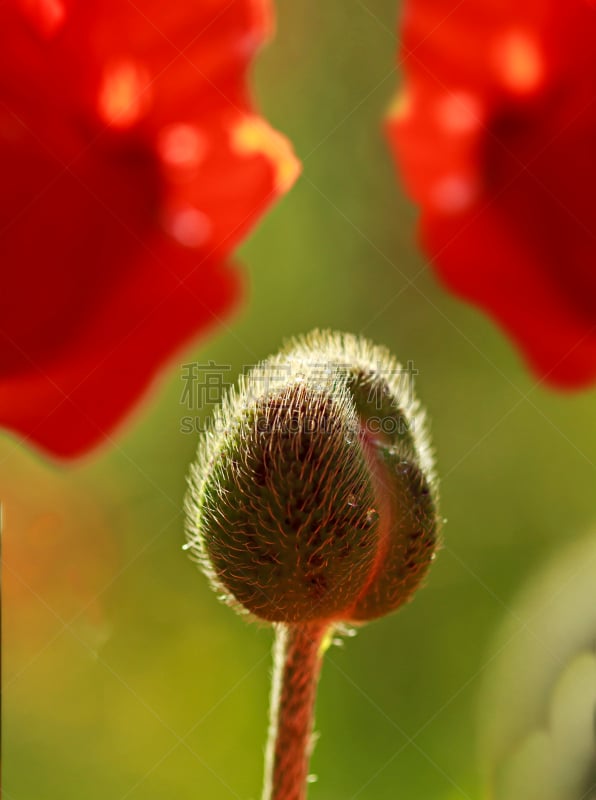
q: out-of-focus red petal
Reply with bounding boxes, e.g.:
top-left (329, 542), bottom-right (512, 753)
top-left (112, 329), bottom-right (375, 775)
top-left (0, 240), bottom-right (241, 458)
top-left (0, 0), bottom-right (299, 457)
top-left (388, 0), bottom-right (596, 388)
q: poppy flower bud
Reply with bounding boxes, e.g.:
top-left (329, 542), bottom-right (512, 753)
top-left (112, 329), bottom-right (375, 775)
top-left (185, 330), bottom-right (439, 625)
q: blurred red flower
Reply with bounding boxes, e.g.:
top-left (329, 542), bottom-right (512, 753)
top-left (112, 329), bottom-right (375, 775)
top-left (0, 0), bottom-right (299, 457)
top-left (388, 1), bottom-right (596, 388)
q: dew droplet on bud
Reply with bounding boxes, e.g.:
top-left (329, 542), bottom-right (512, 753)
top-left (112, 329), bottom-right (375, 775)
top-left (365, 508), bottom-right (379, 526)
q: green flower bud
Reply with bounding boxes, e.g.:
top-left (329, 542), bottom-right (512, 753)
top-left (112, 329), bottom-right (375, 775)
top-left (185, 330), bottom-right (440, 625)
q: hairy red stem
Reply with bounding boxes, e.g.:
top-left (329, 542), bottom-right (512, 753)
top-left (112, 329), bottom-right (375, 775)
top-left (262, 622), bottom-right (328, 800)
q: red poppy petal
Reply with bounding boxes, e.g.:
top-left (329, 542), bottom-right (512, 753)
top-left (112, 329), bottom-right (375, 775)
top-left (389, 0), bottom-right (596, 387)
top-left (0, 0), bottom-right (299, 457)
top-left (0, 238), bottom-right (242, 458)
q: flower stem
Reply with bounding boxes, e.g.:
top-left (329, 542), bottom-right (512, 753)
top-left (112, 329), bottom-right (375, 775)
top-left (262, 622), bottom-right (329, 800)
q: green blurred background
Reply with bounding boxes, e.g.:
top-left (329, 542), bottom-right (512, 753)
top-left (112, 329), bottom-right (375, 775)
top-left (3, 2), bottom-right (596, 798)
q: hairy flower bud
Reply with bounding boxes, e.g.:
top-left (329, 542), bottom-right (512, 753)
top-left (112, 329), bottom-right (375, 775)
top-left (185, 330), bottom-right (439, 625)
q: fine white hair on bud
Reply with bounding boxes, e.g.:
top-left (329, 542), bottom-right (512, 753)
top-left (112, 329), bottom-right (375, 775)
top-left (185, 329), bottom-right (440, 625)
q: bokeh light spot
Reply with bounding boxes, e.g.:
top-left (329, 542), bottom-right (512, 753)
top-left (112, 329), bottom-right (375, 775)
top-left (98, 60), bottom-right (150, 128)
top-left (165, 207), bottom-right (211, 248)
top-left (494, 31), bottom-right (544, 94)
top-left (436, 91), bottom-right (482, 134)
top-left (431, 175), bottom-right (477, 213)
top-left (157, 124), bottom-right (207, 171)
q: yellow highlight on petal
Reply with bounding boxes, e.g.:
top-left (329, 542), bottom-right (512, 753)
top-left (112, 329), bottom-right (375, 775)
top-left (386, 88), bottom-right (412, 123)
top-left (98, 60), bottom-right (150, 129)
top-left (232, 116), bottom-right (301, 193)
top-left (495, 31), bottom-right (544, 94)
